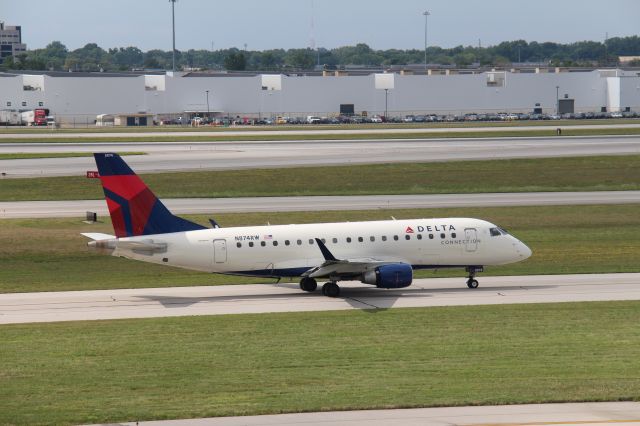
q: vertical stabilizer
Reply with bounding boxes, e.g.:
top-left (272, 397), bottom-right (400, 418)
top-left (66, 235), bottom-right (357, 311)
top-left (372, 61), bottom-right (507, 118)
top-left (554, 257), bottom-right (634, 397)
top-left (94, 153), bottom-right (206, 238)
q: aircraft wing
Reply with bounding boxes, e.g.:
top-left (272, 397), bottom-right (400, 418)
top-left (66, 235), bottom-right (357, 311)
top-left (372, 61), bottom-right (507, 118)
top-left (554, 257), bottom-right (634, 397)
top-left (302, 238), bottom-right (407, 279)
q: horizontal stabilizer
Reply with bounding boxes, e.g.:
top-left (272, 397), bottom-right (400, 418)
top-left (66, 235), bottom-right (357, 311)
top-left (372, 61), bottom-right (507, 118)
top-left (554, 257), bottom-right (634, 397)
top-left (81, 233), bottom-right (115, 241)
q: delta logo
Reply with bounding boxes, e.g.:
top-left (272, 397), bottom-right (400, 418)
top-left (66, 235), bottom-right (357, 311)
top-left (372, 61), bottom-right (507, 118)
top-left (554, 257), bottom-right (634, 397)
top-left (405, 226), bottom-right (415, 233)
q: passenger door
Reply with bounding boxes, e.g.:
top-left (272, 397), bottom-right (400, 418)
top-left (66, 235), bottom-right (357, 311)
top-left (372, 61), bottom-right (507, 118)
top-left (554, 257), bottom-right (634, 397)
top-left (465, 228), bottom-right (478, 252)
top-left (213, 239), bottom-right (227, 264)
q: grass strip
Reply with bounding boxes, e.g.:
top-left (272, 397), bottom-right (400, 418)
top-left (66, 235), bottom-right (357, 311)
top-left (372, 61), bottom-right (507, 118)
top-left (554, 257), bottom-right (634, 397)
top-left (0, 204), bottom-right (638, 293)
top-left (2, 155), bottom-right (640, 201)
top-left (0, 302), bottom-right (639, 425)
top-left (0, 152), bottom-right (145, 160)
top-left (0, 119), bottom-right (637, 134)
top-left (1, 126), bottom-right (639, 143)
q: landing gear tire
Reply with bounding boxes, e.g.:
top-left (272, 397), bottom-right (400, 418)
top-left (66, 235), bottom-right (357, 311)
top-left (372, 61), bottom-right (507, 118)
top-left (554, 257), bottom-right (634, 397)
top-left (322, 282), bottom-right (340, 298)
top-left (299, 277), bottom-right (318, 292)
top-left (467, 279), bottom-right (479, 289)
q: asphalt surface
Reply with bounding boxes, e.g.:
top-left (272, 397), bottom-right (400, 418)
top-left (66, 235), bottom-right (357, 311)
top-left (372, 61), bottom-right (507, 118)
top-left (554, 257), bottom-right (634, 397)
top-left (1, 191), bottom-right (639, 218)
top-left (2, 273), bottom-right (638, 325)
top-left (2, 122), bottom-right (640, 139)
top-left (1, 135), bottom-right (640, 177)
top-left (95, 402), bottom-right (640, 426)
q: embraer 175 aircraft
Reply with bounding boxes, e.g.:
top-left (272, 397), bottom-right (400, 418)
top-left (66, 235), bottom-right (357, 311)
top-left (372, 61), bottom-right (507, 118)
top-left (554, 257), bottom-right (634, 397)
top-left (83, 153), bottom-right (532, 297)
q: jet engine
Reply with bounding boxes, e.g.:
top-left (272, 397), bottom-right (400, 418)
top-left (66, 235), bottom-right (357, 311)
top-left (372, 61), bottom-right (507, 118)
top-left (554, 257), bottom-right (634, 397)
top-left (361, 263), bottom-right (413, 288)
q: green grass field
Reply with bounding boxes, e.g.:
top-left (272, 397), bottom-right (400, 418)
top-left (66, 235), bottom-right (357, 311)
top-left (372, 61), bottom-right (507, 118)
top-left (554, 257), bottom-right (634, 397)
top-left (2, 155), bottom-right (640, 201)
top-left (1, 204), bottom-right (638, 293)
top-left (1, 125), bottom-right (639, 143)
top-left (1, 301), bottom-right (638, 425)
top-left (0, 118), bottom-right (637, 134)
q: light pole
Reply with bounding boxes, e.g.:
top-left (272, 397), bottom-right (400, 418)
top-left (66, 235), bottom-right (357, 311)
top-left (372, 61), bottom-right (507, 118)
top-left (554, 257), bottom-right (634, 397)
top-left (170, 0), bottom-right (177, 72)
top-left (423, 10), bottom-right (430, 71)
top-left (205, 90), bottom-right (210, 121)
top-left (384, 88), bottom-right (389, 120)
top-left (555, 85), bottom-right (559, 115)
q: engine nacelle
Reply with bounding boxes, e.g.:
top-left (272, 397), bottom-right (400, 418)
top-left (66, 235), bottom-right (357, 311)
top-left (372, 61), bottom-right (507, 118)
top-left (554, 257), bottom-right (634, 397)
top-left (361, 263), bottom-right (413, 289)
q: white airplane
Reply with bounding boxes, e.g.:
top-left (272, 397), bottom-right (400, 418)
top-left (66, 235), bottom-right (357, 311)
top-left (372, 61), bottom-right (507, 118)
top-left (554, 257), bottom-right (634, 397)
top-left (83, 153), bottom-right (532, 297)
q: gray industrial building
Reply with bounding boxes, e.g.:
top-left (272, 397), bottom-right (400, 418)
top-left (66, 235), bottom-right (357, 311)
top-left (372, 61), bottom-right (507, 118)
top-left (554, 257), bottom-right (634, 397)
top-left (0, 67), bottom-right (639, 125)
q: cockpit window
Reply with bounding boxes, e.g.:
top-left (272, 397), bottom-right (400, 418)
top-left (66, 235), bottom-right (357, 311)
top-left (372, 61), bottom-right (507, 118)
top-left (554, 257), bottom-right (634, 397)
top-left (490, 227), bottom-right (510, 236)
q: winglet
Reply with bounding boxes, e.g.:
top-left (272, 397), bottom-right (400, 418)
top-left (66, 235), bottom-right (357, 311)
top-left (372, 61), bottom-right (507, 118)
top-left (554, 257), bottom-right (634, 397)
top-left (315, 238), bottom-right (338, 261)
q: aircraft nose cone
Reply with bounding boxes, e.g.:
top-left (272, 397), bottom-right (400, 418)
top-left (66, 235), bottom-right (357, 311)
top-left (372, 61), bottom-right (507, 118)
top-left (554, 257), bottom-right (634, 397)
top-left (518, 241), bottom-right (532, 259)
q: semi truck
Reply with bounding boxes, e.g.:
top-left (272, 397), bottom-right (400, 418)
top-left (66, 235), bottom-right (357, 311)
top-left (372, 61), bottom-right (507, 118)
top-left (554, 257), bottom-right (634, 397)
top-left (21, 108), bottom-right (50, 126)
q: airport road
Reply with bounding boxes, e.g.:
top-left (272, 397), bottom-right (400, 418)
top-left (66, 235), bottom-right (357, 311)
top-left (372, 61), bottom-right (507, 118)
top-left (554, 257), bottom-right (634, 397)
top-left (2, 122), bottom-right (640, 139)
top-left (1, 191), bottom-right (640, 218)
top-left (1, 135), bottom-right (640, 177)
top-left (1, 273), bottom-right (639, 325)
top-left (96, 402), bottom-right (640, 426)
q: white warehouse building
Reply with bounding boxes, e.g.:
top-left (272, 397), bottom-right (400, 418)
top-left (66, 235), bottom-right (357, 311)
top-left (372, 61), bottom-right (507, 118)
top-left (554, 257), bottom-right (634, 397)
top-left (1, 68), bottom-right (639, 125)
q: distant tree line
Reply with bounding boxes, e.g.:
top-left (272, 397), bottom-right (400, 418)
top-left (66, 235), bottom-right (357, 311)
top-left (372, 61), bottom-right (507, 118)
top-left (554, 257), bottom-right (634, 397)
top-left (2, 36), bottom-right (640, 72)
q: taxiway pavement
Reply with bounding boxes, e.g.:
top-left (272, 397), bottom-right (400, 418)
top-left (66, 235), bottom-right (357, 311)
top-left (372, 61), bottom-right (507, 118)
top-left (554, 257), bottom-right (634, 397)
top-left (100, 402), bottom-right (640, 426)
top-left (1, 191), bottom-right (639, 218)
top-left (3, 123), bottom-right (640, 139)
top-left (1, 273), bottom-right (638, 325)
top-left (1, 135), bottom-right (639, 177)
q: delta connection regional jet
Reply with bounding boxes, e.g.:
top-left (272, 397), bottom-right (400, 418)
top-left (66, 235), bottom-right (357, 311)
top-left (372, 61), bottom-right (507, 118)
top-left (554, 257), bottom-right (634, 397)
top-left (82, 153), bottom-right (532, 297)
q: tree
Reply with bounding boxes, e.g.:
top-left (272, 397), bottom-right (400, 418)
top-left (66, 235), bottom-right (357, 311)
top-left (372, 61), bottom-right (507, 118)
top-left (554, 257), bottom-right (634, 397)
top-left (285, 49), bottom-right (315, 69)
top-left (224, 52), bottom-right (246, 71)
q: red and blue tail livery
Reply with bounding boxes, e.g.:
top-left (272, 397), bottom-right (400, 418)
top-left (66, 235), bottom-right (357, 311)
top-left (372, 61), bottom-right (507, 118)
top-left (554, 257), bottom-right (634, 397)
top-left (94, 153), bottom-right (206, 238)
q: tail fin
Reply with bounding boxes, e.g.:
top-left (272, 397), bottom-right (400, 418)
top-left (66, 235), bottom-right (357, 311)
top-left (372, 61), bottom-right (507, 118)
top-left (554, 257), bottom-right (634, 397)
top-left (94, 153), bottom-right (206, 238)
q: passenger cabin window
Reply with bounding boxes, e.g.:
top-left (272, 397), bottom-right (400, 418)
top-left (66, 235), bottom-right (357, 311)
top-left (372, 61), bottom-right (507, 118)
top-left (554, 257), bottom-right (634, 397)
top-left (370, 236), bottom-right (375, 242)
top-left (249, 242), bottom-right (254, 247)
top-left (332, 238), bottom-right (338, 243)
top-left (321, 238), bottom-right (326, 244)
top-left (346, 237), bottom-right (352, 243)
top-left (452, 233), bottom-right (457, 238)
top-left (405, 235), bottom-right (411, 240)
top-left (429, 234), bottom-right (434, 239)
top-left (237, 242), bottom-right (242, 248)
top-left (285, 240), bottom-right (290, 246)
top-left (358, 237), bottom-right (363, 242)
top-left (382, 236), bottom-right (387, 241)
top-left (273, 241), bottom-right (278, 246)
top-left (308, 239), bottom-right (314, 245)
top-left (297, 239), bottom-right (302, 245)
top-left (417, 234), bottom-right (422, 240)
top-left (393, 235), bottom-right (399, 241)
top-left (261, 241), bottom-right (266, 247)
top-left (440, 233), bottom-right (445, 239)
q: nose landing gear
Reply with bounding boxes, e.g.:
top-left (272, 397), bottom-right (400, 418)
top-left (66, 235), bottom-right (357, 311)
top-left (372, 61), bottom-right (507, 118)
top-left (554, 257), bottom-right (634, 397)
top-left (465, 266), bottom-right (483, 289)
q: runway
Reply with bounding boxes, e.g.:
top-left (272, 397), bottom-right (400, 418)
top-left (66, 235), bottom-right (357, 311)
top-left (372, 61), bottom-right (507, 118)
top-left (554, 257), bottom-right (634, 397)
top-left (102, 402), bottom-right (640, 426)
top-left (1, 273), bottom-right (638, 324)
top-left (1, 191), bottom-right (639, 218)
top-left (1, 135), bottom-right (639, 177)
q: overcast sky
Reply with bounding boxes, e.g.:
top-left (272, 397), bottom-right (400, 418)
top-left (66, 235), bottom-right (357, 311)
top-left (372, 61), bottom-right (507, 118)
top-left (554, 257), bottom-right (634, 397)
top-left (2, 0), bottom-right (639, 51)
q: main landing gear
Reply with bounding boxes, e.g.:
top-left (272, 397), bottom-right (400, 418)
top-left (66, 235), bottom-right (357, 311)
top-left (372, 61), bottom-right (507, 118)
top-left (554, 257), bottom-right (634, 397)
top-left (321, 282), bottom-right (340, 298)
top-left (299, 277), bottom-right (317, 292)
top-left (466, 266), bottom-right (483, 289)
top-left (299, 277), bottom-right (340, 297)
